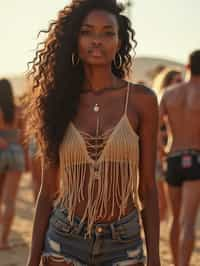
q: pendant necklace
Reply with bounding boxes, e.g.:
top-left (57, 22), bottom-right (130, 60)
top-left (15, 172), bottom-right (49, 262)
top-left (93, 103), bottom-right (101, 180)
top-left (94, 103), bottom-right (100, 113)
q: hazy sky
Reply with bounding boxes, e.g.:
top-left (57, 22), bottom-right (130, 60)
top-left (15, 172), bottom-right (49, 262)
top-left (0, 0), bottom-right (199, 75)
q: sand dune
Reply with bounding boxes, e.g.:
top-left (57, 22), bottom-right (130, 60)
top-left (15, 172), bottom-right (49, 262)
top-left (0, 173), bottom-right (200, 265)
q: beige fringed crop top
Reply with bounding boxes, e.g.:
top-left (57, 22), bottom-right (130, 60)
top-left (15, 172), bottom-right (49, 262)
top-left (57, 83), bottom-right (142, 236)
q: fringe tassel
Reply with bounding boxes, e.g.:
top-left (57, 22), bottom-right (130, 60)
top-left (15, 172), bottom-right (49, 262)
top-left (57, 117), bottom-right (142, 237)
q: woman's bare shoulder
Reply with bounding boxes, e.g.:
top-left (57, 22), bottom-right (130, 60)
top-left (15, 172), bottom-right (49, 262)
top-left (129, 83), bottom-right (158, 111)
top-left (129, 83), bottom-right (156, 97)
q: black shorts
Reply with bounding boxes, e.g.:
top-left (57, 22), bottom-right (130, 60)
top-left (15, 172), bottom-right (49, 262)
top-left (166, 150), bottom-right (200, 187)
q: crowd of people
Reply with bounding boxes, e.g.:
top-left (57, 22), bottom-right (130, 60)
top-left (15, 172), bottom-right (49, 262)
top-left (0, 0), bottom-right (199, 266)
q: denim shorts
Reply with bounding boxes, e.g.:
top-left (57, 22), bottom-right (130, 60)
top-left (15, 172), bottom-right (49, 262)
top-left (0, 143), bottom-right (25, 174)
top-left (42, 207), bottom-right (145, 265)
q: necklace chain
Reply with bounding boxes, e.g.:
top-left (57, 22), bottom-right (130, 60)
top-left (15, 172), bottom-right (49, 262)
top-left (93, 103), bottom-right (101, 179)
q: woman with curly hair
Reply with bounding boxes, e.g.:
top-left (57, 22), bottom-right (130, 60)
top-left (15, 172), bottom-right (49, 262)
top-left (0, 79), bottom-right (26, 249)
top-left (26, 1), bottom-right (160, 265)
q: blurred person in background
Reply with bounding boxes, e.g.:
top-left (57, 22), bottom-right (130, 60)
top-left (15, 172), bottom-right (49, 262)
top-left (148, 64), bottom-right (166, 85)
top-left (0, 78), bottom-right (27, 249)
top-left (153, 68), bottom-right (183, 222)
top-left (26, 0), bottom-right (160, 265)
top-left (19, 93), bottom-right (41, 203)
top-left (153, 67), bottom-right (183, 102)
top-left (159, 50), bottom-right (200, 266)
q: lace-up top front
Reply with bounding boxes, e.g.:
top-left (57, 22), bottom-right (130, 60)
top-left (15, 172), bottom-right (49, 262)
top-left (57, 83), bottom-right (142, 236)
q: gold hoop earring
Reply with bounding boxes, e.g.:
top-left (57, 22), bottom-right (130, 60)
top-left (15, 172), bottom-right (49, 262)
top-left (114, 53), bottom-right (122, 69)
top-left (72, 53), bottom-right (80, 66)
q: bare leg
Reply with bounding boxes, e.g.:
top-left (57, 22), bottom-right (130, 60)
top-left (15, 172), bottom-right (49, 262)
top-left (0, 173), bottom-right (6, 222)
top-left (179, 180), bottom-right (200, 266)
top-left (157, 180), bottom-right (168, 222)
top-left (0, 171), bottom-right (21, 249)
top-left (168, 185), bottom-right (182, 266)
top-left (31, 157), bottom-right (41, 203)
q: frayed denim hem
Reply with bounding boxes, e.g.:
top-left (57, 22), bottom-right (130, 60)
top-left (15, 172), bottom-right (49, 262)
top-left (42, 252), bottom-right (87, 266)
top-left (42, 252), bottom-right (145, 266)
top-left (113, 257), bottom-right (146, 266)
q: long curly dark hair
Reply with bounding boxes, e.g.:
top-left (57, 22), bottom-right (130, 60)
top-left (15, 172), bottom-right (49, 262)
top-left (0, 79), bottom-right (15, 124)
top-left (27, 0), bottom-right (137, 166)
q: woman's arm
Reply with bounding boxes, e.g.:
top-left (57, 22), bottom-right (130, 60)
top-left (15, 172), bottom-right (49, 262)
top-left (26, 161), bottom-right (59, 266)
top-left (137, 88), bottom-right (160, 266)
top-left (158, 95), bottom-right (169, 159)
top-left (0, 111), bottom-right (8, 148)
top-left (16, 106), bottom-right (30, 172)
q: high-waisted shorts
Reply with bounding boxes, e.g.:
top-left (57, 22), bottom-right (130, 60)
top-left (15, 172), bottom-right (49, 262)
top-left (0, 143), bottom-right (25, 173)
top-left (42, 207), bottom-right (145, 265)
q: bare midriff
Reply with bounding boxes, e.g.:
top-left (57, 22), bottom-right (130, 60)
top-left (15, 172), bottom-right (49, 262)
top-left (74, 197), bottom-right (135, 223)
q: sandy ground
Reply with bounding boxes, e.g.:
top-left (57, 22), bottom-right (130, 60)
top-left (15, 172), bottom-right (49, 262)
top-left (0, 173), bottom-right (200, 266)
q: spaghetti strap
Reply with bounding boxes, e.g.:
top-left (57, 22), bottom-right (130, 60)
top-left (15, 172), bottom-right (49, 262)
top-left (57, 80), bottom-right (141, 237)
top-left (124, 82), bottom-right (130, 114)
